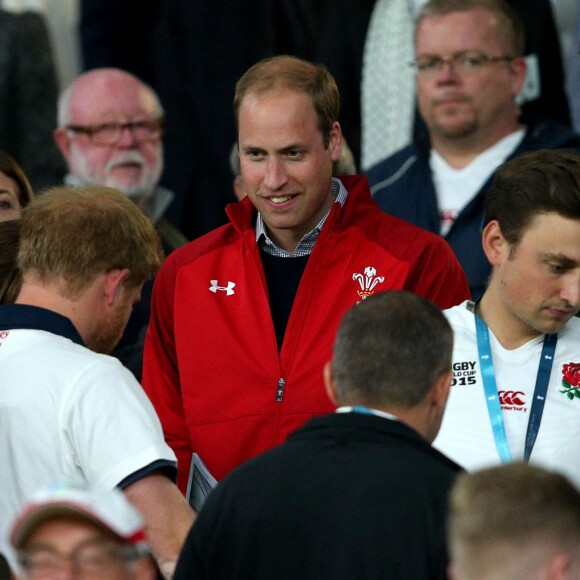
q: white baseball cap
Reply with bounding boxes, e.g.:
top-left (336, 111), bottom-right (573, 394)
top-left (10, 479), bottom-right (148, 550)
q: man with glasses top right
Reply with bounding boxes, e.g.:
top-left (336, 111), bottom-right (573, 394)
top-left (366, 0), bottom-right (580, 301)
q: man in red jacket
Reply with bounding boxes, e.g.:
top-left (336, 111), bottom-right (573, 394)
top-left (142, 55), bottom-right (470, 491)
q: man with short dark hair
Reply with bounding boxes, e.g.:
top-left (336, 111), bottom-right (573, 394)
top-left (143, 55), bottom-right (470, 491)
top-left (367, 0), bottom-right (580, 300)
top-left (448, 463), bottom-right (580, 580)
top-left (0, 186), bottom-right (194, 577)
top-left (174, 291), bottom-right (462, 580)
top-left (434, 149), bottom-right (580, 489)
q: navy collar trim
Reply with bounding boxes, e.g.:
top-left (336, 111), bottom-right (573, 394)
top-left (0, 304), bottom-right (85, 346)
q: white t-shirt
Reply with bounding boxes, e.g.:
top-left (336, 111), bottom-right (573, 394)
top-left (434, 301), bottom-right (580, 489)
top-left (431, 129), bottom-right (525, 236)
top-left (0, 316), bottom-right (176, 568)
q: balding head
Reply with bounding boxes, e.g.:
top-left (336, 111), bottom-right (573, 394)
top-left (54, 68), bottom-right (164, 205)
top-left (58, 68), bottom-right (163, 127)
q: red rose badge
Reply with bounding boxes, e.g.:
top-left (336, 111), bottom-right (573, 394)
top-left (560, 362), bottom-right (580, 400)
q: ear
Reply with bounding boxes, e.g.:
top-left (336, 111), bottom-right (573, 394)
top-left (430, 369), bottom-right (452, 410)
top-left (136, 557), bottom-right (158, 580)
top-left (102, 268), bottom-right (131, 307)
top-left (233, 176), bottom-right (246, 201)
top-left (323, 360), bottom-right (340, 406)
top-left (328, 121), bottom-right (343, 163)
top-left (53, 127), bottom-right (72, 161)
top-left (446, 561), bottom-right (457, 580)
top-left (546, 553), bottom-right (572, 580)
top-left (425, 369), bottom-right (453, 442)
top-left (482, 220), bottom-right (509, 267)
top-left (508, 56), bottom-right (528, 98)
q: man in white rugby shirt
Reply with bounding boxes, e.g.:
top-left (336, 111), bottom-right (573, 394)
top-left (434, 149), bottom-right (580, 489)
top-left (0, 186), bottom-right (193, 578)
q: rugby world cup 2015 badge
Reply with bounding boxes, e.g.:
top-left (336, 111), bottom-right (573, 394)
top-left (352, 266), bottom-right (385, 300)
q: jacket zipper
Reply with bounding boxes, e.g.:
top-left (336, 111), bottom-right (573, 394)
top-left (276, 377), bottom-right (286, 402)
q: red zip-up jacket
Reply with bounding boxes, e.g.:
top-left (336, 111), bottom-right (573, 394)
top-left (142, 175), bottom-right (469, 489)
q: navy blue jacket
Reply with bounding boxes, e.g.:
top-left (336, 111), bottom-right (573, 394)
top-left (367, 121), bottom-right (580, 300)
top-left (174, 412), bottom-right (461, 580)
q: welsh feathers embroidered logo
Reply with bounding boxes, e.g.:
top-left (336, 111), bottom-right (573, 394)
top-left (352, 266), bottom-right (385, 300)
top-left (560, 362), bottom-right (580, 400)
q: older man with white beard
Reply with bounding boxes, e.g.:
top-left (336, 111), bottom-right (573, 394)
top-left (54, 67), bottom-right (187, 252)
top-left (54, 68), bottom-right (188, 379)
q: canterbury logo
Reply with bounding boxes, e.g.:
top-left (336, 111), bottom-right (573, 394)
top-left (498, 391), bottom-right (525, 406)
top-left (209, 280), bottom-right (236, 295)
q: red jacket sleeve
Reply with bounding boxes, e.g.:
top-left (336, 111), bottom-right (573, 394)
top-left (404, 234), bottom-right (471, 309)
top-left (142, 254), bottom-right (193, 493)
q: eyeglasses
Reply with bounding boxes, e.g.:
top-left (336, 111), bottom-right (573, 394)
top-left (18, 541), bottom-right (145, 578)
top-left (410, 51), bottom-right (515, 75)
top-left (66, 119), bottom-right (164, 145)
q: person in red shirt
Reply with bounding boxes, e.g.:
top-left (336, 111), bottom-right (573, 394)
top-left (142, 55), bottom-right (470, 489)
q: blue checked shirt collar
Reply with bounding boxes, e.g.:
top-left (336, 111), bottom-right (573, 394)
top-left (256, 177), bottom-right (348, 257)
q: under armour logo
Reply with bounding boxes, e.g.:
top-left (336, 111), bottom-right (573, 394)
top-left (209, 280), bottom-right (236, 295)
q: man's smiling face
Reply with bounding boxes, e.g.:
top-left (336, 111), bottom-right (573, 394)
top-left (238, 89), bottom-right (342, 253)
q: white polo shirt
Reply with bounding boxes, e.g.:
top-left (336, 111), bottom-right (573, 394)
top-left (0, 304), bottom-right (177, 569)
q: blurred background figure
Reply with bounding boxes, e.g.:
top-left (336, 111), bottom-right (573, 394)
top-left (1, 0), bottom-right (81, 88)
top-left (0, 150), bottom-right (34, 222)
top-left (0, 220), bottom-right (21, 305)
top-left (10, 479), bottom-right (157, 580)
top-left (0, 152), bottom-right (32, 312)
top-left (54, 67), bottom-right (186, 252)
top-left (563, 1), bottom-right (580, 133)
top-left (316, 0), bottom-right (571, 171)
top-left (448, 463), bottom-right (580, 580)
top-left (0, 2), bottom-right (66, 191)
